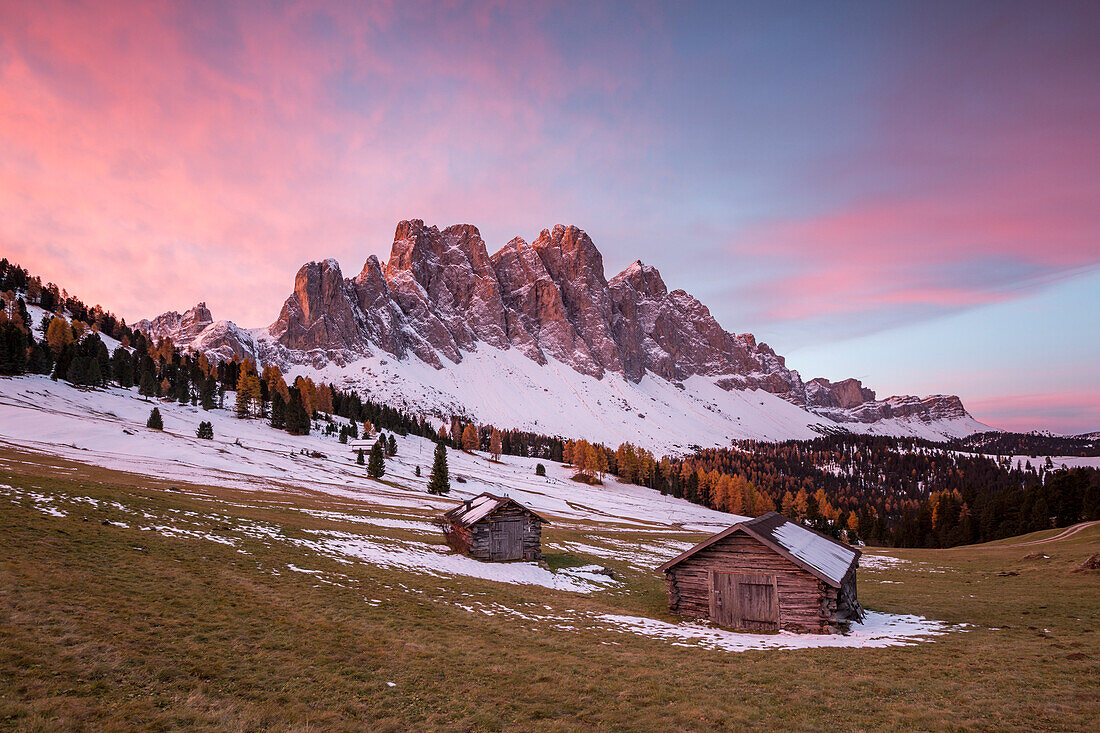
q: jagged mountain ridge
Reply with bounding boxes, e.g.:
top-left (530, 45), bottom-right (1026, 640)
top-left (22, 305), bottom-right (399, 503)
top-left (137, 219), bottom-right (982, 448)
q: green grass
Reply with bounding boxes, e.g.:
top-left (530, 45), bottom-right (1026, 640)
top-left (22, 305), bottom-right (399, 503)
top-left (1, 449), bottom-right (1098, 731)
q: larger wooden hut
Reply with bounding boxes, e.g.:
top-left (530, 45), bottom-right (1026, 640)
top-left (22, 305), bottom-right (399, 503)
top-left (442, 493), bottom-right (547, 562)
top-left (657, 511), bottom-right (863, 634)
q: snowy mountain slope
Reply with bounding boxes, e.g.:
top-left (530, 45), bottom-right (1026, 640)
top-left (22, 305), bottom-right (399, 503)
top-left (276, 344), bottom-right (985, 453)
top-left (135, 219), bottom-right (988, 448)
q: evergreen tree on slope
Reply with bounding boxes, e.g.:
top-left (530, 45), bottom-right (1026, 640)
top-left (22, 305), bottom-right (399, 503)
top-left (428, 441), bottom-right (450, 495)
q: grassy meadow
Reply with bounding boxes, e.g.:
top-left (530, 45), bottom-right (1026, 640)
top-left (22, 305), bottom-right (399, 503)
top-left (1, 447), bottom-right (1098, 731)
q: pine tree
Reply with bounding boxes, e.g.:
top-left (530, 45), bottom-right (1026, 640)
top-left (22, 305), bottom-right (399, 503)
top-left (348, 419), bottom-right (358, 440)
top-left (427, 441), bottom-right (450, 495)
top-left (270, 391), bottom-right (286, 429)
top-left (387, 433), bottom-right (397, 456)
top-left (196, 421), bottom-right (213, 439)
top-left (536, 463), bottom-right (546, 477)
top-left (65, 355), bottom-right (87, 385)
top-left (0, 322), bottom-right (27, 375)
top-left (139, 369), bottom-right (156, 398)
top-left (111, 347), bottom-right (133, 388)
top-left (357, 448), bottom-right (365, 465)
top-left (285, 388), bottom-right (310, 435)
top-left (175, 375), bottom-right (190, 404)
top-left (28, 342), bottom-right (52, 374)
top-left (91, 337), bottom-right (109, 385)
top-left (200, 376), bottom-right (217, 410)
top-left (368, 440), bottom-right (385, 478)
top-left (147, 407), bottom-right (163, 430)
top-left (84, 356), bottom-right (102, 387)
top-left (415, 465), bottom-right (421, 477)
top-left (50, 343), bottom-right (72, 382)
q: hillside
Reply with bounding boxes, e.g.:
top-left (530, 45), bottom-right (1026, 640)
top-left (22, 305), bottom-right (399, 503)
top-left (0, 375), bottom-right (736, 538)
top-left (1, 402), bottom-right (1097, 728)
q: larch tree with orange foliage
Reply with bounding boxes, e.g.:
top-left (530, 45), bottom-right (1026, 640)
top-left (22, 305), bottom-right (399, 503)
top-left (490, 428), bottom-right (502, 461)
top-left (461, 424), bottom-right (479, 452)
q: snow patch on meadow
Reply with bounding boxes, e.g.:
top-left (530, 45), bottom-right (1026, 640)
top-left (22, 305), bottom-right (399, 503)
top-left (598, 611), bottom-right (961, 652)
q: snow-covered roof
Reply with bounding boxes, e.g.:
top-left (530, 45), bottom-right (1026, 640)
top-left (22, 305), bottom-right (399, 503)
top-left (443, 492), bottom-right (546, 528)
top-left (657, 511), bottom-right (860, 587)
top-left (747, 513), bottom-right (859, 586)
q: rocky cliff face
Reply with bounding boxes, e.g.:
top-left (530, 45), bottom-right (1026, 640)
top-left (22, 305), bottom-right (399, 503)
top-left (138, 219), bottom-right (979, 431)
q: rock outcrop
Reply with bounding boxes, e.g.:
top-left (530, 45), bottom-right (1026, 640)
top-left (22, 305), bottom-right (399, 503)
top-left (805, 378), bottom-right (877, 410)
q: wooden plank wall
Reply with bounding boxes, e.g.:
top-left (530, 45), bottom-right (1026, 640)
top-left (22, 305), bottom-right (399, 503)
top-left (666, 532), bottom-right (840, 634)
top-left (460, 505), bottom-right (543, 562)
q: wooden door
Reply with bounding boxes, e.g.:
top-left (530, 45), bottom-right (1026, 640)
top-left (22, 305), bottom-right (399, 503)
top-left (710, 572), bottom-right (779, 631)
top-left (489, 518), bottom-right (523, 561)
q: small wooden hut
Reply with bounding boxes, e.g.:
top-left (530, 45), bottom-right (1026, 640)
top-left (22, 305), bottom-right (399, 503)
top-left (442, 493), bottom-right (547, 562)
top-left (657, 511), bottom-right (863, 634)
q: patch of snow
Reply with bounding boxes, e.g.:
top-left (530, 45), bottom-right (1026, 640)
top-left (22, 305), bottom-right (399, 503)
top-left (286, 564), bottom-right (322, 575)
top-left (296, 529), bottom-right (608, 593)
top-left (859, 554), bottom-right (911, 571)
top-left (598, 611), bottom-right (961, 652)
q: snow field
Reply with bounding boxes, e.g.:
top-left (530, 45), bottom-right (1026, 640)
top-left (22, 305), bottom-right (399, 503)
top-left (280, 344), bottom-right (987, 455)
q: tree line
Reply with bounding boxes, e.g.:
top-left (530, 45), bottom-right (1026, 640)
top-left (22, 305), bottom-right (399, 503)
top-left (661, 436), bottom-right (1100, 547)
top-left (950, 430), bottom-right (1100, 458)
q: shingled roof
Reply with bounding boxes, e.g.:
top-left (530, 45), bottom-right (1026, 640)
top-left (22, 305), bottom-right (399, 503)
top-left (657, 511), bottom-right (860, 587)
top-left (443, 492), bottom-right (547, 529)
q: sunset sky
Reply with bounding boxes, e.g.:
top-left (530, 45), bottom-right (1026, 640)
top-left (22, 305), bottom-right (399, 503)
top-left (1, 1), bottom-right (1097, 434)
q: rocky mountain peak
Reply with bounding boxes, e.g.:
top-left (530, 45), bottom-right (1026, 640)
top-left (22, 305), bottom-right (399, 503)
top-left (268, 258), bottom-right (364, 354)
top-left (611, 259), bottom-right (668, 300)
top-left (140, 218), bottom-right (978, 433)
top-left (531, 225), bottom-right (607, 285)
top-left (133, 301), bottom-right (213, 344)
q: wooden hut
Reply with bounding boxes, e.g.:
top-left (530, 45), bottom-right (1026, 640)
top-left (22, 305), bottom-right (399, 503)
top-left (442, 493), bottom-right (547, 562)
top-left (657, 511), bottom-right (863, 634)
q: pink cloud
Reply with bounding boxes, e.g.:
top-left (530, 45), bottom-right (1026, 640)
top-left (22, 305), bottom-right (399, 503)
top-left (967, 390), bottom-right (1100, 435)
top-left (0, 1), bottom-right (638, 326)
top-left (725, 8), bottom-right (1100, 332)
top-left (732, 128), bottom-right (1100, 326)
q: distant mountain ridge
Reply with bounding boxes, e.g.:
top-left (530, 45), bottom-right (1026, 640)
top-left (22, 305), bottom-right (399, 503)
top-left (136, 219), bottom-right (984, 449)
